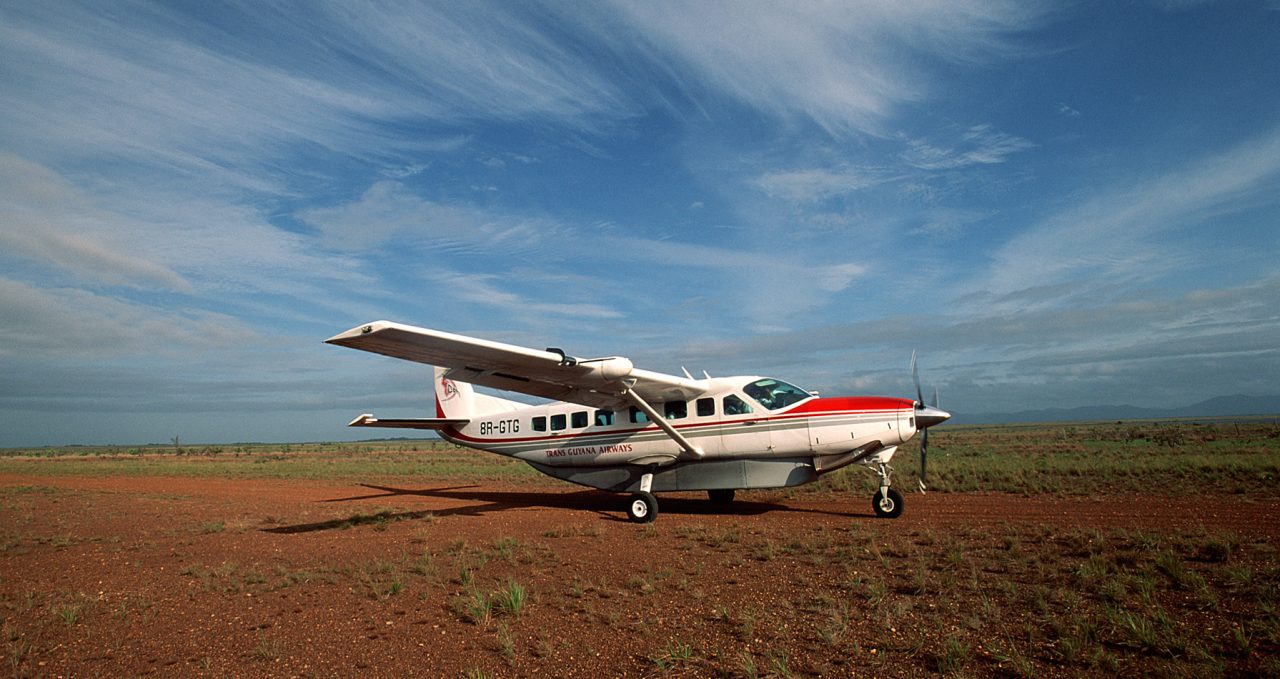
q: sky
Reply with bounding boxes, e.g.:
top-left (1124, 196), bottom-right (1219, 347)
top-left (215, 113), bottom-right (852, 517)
top-left (1, 0), bottom-right (1278, 446)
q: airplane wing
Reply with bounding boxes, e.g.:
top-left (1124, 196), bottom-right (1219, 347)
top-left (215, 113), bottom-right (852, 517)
top-left (325, 321), bottom-right (706, 409)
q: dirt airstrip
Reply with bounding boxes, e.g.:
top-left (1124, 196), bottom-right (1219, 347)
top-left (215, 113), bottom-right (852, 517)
top-left (2, 473), bottom-right (1277, 677)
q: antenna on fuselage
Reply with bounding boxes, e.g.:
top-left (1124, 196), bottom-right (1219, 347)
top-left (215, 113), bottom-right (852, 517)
top-left (681, 366), bottom-right (693, 379)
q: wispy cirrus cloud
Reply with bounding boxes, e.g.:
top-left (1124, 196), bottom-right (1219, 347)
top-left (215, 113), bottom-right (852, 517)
top-left (426, 272), bottom-right (623, 321)
top-left (974, 123), bottom-right (1280, 301)
top-left (597, 234), bottom-right (868, 327)
top-left (297, 180), bottom-right (567, 255)
top-left (0, 276), bottom-right (255, 360)
top-left (0, 154), bottom-right (191, 292)
top-left (753, 166), bottom-right (898, 203)
top-left (603, 1), bottom-right (1047, 134)
top-left (899, 125), bottom-right (1036, 170)
top-left (0, 1), bottom-right (636, 192)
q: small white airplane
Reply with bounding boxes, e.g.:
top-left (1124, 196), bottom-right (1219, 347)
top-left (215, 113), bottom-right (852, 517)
top-left (326, 321), bottom-right (950, 523)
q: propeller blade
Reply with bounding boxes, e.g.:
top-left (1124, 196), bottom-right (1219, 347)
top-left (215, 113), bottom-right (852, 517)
top-left (910, 350), bottom-right (923, 405)
top-left (909, 351), bottom-right (948, 493)
top-left (919, 427), bottom-right (928, 493)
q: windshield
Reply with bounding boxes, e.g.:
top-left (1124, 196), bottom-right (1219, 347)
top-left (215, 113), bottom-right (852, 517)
top-left (743, 378), bottom-right (811, 411)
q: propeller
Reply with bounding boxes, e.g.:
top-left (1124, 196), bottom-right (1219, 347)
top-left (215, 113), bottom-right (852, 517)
top-left (910, 351), bottom-right (950, 493)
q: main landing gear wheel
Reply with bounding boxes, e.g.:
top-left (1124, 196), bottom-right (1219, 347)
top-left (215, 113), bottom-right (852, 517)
top-left (707, 489), bottom-right (735, 504)
top-left (872, 487), bottom-right (904, 519)
top-left (627, 491), bottom-right (658, 523)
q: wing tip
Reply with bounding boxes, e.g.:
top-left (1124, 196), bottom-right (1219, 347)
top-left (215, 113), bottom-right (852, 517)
top-left (325, 320), bottom-right (394, 345)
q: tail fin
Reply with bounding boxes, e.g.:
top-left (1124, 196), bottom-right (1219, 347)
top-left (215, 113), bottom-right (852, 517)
top-left (434, 367), bottom-right (525, 418)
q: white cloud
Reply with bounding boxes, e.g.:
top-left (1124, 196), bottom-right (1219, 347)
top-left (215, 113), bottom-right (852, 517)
top-left (976, 124), bottom-right (1280, 300)
top-left (0, 2), bottom-right (632, 192)
top-left (603, 1), bottom-right (1046, 134)
top-left (753, 167), bottom-right (892, 203)
top-left (427, 272), bottom-right (623, 320)
top-left (899, 125), bottom-right (1035, 170)
top-left (911, 208), bottom-right (995, 239)
top-left (0, 276), bottom-right (255, 359)
top-left (599, 234), bottom-right (868, 323)
top-left (0, 153), bottom-right (190, 292)
top-left (297, 180), bottom-right (566, 255)
top-left (0, 153), bottom-right (377, 328)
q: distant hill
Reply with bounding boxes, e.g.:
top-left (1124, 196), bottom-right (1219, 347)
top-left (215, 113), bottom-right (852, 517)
top-left (955, 394), bottom-right (1280, 425)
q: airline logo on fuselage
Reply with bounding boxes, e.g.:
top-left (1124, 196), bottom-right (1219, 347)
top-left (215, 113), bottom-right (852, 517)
top-left (545, 444), bottom-right (634, 458)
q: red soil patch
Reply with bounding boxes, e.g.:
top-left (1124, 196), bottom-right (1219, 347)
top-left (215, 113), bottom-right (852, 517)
top-left (2, 473), bottom-right (1277, 677)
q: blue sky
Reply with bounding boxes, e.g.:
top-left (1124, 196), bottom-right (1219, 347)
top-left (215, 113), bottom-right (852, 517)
top-left (2, 1), bottom-right (1278, 446)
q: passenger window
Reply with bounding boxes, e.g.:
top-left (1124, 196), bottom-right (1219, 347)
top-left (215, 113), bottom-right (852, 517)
top-left (571, 411), bottom-right (588, 428)
top-left (550, 414), bottom-right (566, 431)
top-left (723, 394), bottom-right (754, 415)
top-left (629, 406), bottom-right (649, 424)
top-left (663, 401), bottom-right (687, 419)
top-left (595, 410), bottom-right (615, 426)
top-left (696, 398), bottom-right (715, 417)
top-left (532, 416), bottom-right (546, 432)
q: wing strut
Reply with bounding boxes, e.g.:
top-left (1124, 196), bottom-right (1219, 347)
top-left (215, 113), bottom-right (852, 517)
top-left (621, 382), bottom-right (704, 459)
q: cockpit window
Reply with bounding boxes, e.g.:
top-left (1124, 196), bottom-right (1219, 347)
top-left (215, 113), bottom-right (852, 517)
top-left (743, 378), bottom-right (811, 411)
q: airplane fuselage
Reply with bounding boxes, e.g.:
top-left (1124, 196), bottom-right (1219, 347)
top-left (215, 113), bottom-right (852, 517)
top-left (439, 376), bottom-right (917, 474)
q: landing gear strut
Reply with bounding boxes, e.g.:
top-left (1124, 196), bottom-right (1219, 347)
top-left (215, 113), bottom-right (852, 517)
top-left (871, 463), bottom-right (904, 518)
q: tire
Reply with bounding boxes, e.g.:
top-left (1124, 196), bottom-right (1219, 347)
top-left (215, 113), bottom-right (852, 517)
top-left (627, 491), bottom-right (658, 523)
top-left (872, 487), bottom-right (904, 518)
top-left (707, 489), bottom-right (736, 504)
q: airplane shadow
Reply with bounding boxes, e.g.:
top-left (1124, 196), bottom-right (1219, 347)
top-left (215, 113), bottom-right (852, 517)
top-left (262, 483), bottom-right (863, 535)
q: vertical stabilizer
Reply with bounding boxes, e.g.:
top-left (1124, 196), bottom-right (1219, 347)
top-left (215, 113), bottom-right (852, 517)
top-left (434, 366), bottom-right (526, 418)
top-left (434, 366), bottom-right (473, 419)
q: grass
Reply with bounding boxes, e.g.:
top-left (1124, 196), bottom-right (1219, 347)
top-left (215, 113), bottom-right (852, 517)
top-left (353, 559), bottom-right (405, 600)
top-left (814, 419), bottom-right (1280, 496)
top-left (252, 631), bottom-right (281, 661)
top-left (494, 579), bottom-right (527, 616)
top-left (3, 420), bottom-right (1277, 499)
top-left (650, 640), bottom-right (693, 671)
top-left (494, 624), bottom-right (515, 663)
top-left (0, 439), bottom-right (541, 482)
top-left (53, 599), bottom-right (88, 626)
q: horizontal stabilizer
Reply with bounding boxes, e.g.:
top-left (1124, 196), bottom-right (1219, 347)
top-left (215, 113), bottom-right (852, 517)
top-left (346, 413), bottom-right (469, 430)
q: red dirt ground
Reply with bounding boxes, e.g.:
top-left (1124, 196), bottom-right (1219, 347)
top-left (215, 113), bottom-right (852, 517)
top-left (2, 473), bottom-right (1277, 677)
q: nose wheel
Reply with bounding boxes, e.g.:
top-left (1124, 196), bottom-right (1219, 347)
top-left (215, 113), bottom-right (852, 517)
top-left (872, 487), bottom-right (904, 518)
top-left (871, 463), bottom-right (904, 518)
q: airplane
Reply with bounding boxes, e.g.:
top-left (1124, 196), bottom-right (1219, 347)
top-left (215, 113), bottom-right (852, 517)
top-left (326, 321), bottom-right (951, 523)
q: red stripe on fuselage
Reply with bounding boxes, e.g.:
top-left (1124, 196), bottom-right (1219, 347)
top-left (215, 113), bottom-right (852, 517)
top-left (785, 396), bottom-right (914, 415)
